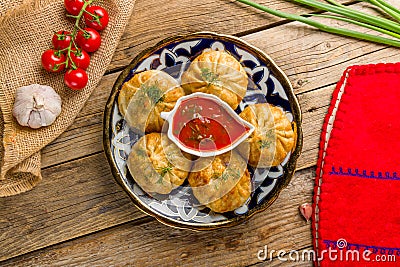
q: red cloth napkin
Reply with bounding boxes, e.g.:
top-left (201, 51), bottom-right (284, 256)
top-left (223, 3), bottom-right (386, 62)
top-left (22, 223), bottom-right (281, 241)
top-left (313, 63), bottom-right (400, 266)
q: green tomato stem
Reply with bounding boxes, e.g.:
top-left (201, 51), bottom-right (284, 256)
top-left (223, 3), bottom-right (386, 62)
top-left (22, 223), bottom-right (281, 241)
top-left (64, 0), bottom-right (96, 69)
top-left (75, 24), bottom-right (88, 34)
top-left (59, 47), bottom-right (70, 52)
top-left (83, 9), bottom-right (96, 17)
top-left (83, 8), bottom-right (102, 25)
top-left (65, 14), bottom-right (78, 19)
top-left (71, 38), bottom-right (79, 52)
top-left (67, 51), bottom-right (77, 69)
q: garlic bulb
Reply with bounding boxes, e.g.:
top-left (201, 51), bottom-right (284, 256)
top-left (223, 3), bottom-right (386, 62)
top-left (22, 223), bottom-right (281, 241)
top-left (12, 84), bottom-right (62, 129)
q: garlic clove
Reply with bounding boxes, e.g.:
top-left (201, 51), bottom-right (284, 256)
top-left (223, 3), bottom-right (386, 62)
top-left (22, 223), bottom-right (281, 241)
top-left (33, 93), bottom-right (45, 110)
top-left (28, 111), bottom-right (42, 129)
top-left (13, 84), bottom-right (62, 129)
top-left (299, 203), bottom-right (313, 222)
top-left (12, 107), bottom-right (30, 127)
top-left (44, 97), bottom-right (62, 115)
top-left (41, 109), bottom-right (57, 126)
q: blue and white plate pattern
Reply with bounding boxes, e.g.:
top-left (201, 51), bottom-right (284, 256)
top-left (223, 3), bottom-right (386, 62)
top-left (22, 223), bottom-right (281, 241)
top-left (106, 33), bottom-right (301, 228)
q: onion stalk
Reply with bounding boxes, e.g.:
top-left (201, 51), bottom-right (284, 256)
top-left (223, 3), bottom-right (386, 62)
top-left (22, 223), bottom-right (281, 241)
top-left (292, 0), bottom-right (400, 33)
top-left (373, 0), bottom-right (400, 15)
top-left (365, 0), bottom-right (400, 22)
top-left (236, 0), bottom-right (400, 48)
top-left (313, 14), bottom-right (400, 39)
top-left (324, 0), bottom-right (345, 7)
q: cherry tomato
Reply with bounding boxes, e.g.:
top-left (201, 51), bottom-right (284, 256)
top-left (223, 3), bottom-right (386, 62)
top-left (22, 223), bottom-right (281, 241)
top-left (64, 68), bottom-right (88, 90)
top-left (84, 6), bottom-right (109, 31)
top-left (64, 0), bottom-right (84, 16)
top-left (52, 30), bottom-right (72, 50)
top-left (68, 49), bottom-right (90, 70)
top-left (76, 28), bottom-right (101, 52)
top-left (41, 49), bottom-right (66, 72)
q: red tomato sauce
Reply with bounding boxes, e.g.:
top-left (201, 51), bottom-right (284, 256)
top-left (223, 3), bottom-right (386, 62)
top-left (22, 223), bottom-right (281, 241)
top-left (172, 97), bottom-right (250, 152)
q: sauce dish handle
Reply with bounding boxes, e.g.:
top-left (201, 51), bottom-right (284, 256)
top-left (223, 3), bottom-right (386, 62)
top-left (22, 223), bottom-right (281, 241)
top-left (160, 111), bottom-right (171, 121)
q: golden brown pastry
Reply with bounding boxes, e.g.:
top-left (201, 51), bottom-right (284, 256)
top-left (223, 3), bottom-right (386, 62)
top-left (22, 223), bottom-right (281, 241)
top-left (188, 151), bottom-right (251, 213)
top-left (127, 133), bottom-right (192, 195)
top-left (118, 70), bottom-right (185, 132)
top-left (181, 50), bottom-right (248, 110)
top-left (238, 103), bottom-right (295, 167)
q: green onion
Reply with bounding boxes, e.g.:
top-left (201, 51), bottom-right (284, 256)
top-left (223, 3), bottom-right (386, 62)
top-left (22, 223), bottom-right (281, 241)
top-left (371, 0), bottom-right (400, 16)
top-left (364, 0), bottom-right (400, 22)
top-left (236, 0), bottom-right (400, 47)
top-left (324, 0), bottom-right (345, 7)
top-left (313, 14), bottom-right (400, 39)
top-left (292, 0), bottom-right (400, 34)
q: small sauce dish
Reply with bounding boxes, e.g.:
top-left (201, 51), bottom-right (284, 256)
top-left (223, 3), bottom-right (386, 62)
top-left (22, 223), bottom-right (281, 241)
top-left (161, 92), bottom-right (255, 157)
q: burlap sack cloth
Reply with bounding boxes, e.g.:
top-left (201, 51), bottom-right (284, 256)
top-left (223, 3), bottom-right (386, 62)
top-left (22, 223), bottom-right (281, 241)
top-left (0, 0), bottom-right (136, 197)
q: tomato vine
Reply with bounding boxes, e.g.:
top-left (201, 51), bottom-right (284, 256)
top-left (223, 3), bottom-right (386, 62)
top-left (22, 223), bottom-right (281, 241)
top-left (41, 0), bottom-right (109, 90)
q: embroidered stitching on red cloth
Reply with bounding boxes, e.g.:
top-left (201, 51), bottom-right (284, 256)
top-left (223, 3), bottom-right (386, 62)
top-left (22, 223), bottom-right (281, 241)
top-left (329, 167), bottom-right (400, 181)
top-left (312, 67), bottom-right (351, 267)
top-left (312, 63), bottom-right (400, 267)
top-left (322, 240), bottom-right (400, 256)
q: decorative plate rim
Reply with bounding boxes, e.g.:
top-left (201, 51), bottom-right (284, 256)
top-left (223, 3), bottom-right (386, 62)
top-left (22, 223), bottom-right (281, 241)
top-left (103, 31), bottom-right (303, 231)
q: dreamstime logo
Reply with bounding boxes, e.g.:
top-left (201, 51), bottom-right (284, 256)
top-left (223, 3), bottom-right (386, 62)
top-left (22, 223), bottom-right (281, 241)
top-left (257, 238), bottom-right (397, 263)
top-left (336, 238), bottom-right (347, 249)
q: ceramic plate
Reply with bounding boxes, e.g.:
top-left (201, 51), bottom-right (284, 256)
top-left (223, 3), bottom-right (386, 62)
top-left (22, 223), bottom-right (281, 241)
top-left (103, 32), bottom-right (303, 230)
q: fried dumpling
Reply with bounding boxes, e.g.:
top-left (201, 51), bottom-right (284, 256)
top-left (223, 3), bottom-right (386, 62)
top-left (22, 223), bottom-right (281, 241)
top-left (188, 151), bottom-right (251, 213)
top-left (127, 133), bottom-right (192, 195)
top-left (118, 70), bottom-right (185, 133)
top-left (238, 103), bottom-right (295, 167)
top-left (181, 50), bottom-right (248, 110)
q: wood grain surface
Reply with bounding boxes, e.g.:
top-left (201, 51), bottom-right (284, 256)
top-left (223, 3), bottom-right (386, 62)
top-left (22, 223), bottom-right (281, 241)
top-left (1, 0), bottom-right (400, 266)
top-left (2, 167), bottom-right (316, 267)
top-left (41, 1), bottom-right (400, 169)
top-left (107, 0), bottom-right (356, 72)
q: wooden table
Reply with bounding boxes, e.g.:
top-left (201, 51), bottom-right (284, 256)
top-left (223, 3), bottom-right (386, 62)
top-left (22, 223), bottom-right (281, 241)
top-left (1, 0), bottom-right (399, 266)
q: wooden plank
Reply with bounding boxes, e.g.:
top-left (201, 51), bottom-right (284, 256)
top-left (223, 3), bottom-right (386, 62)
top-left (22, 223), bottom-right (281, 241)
top-left (0, 81), bottom-right (332, 261)
top-left (1, 83), bottom-right (326, 261)
top-left (1, 167), bottom-right (316, 266)
top-left (107, 0), bottom-right (357, 72)
top-left (2, 82), bottom-right (332, 261)
top-left (296, 86), bottom-right (333, 169)
top-left (0, 153), bottom-right (144, 262)
top-left (2, 0), bottom-right (399, 263)
top-left (42, 73), bottom-right (333, 170)
top-left (41, 72), bottom-right (119, 168)
top-left (41, 1), bottom-right (400, 168)
top-left (41, 46), bottom-right (400, 169)
top-left (241, 0), bottom-right (400, 94)
top-left (14, 73), bottom-right (336, 264)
